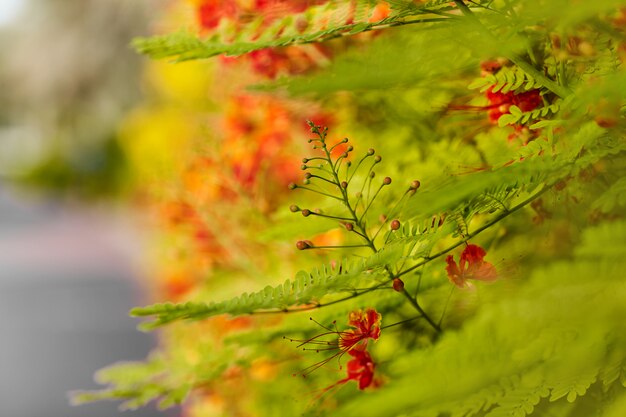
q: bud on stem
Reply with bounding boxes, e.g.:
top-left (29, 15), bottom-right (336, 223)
top-left (392, 278), bottom-right (405, 292)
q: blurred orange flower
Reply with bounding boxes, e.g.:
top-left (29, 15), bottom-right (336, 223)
top-left (445, 244), bottom-right (498, 288)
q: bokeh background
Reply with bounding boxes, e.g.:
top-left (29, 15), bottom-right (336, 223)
top-left (0, 1), bottom-right (169, 416)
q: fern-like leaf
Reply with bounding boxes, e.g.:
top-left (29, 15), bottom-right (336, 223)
top-left (131, 248), bottom-right (404, 330)
top-left (469, 66), bottom-right (543, 94)
top-left (132, 2), bottom-right (452, 62)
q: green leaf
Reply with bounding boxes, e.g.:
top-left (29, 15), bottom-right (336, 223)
top-left (130, 251), bottom-right (402, 329)
top-left (132, 2), bottom-right (451, 62)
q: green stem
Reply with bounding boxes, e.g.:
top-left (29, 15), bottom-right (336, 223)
top-left (397, 182), bottom-right (553, 278)
top-left (400, 288), bottom-right (441, 333)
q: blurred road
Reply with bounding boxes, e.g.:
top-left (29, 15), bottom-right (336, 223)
top-left (0, 188), bottom-right (168, 417)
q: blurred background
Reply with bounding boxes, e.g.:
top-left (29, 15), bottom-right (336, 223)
top-left (0, 1), bottom-right (171, 416)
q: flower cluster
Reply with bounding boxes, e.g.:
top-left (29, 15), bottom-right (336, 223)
top-left (194, 1), bottom-right (394, 78)
top-left (195, 0), bottom-right (332, 79)
top-left (288, 308), bottom-right (382, 391)
top-left (334, 309), bottom-right (381, 390)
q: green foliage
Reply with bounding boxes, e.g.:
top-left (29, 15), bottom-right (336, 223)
top-left (256, 25), bottom-right (478, 95)
top-left (469, 66), bottom-right (544, 94)
top-left (70, 356), bottom-right (194, 411)
top-left (336, 221), bottom-right (626, 417)
top-left (132, 1), bottom-right (454, 62)
top-left (130, 250), bottom-right (400, 330)
top-left (497, 102), bottom-right (561, 127)
top-left (592, 177), bottom-right (626, 214)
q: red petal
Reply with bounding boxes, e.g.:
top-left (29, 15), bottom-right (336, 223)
top-left (471, 262), bottom-right (498, 282)
top-left (460, 244), bottom-right (487, 266)
top-left (445, 255), bottom-right (465, 288)
top-left (358, 370), bottom-right (374, 390)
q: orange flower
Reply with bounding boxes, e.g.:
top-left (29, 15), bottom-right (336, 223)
top-left (445, 244), bottom-right (498, 288)
top-left (369, 1), bottom-right (391, 22)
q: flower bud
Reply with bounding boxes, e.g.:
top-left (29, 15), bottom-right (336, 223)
top-left (392, 278), bottom-right (405, 292)
top-left (288, 183), bottom-right (297, 190)
top-left (304, 172), bottom-right (312, 179)
top-left (345, 222), bottom-right (354, 231)
top-left (302, 158), bottom-right (309, 163)
top-left (410, 180), bottom-right (421, 190)
top-left (302, 209), bottom-right (311, 217)
top-left (383, 177), bottom-right (392, 185)
top-left (341, 181), bottom-right (348, 189)
top-left (296, 240), bottom-right (312, 250)
top-left (367, 148), bottom-right (375, 155)
top-left (301, 164), bottom-right (308, 170)
top-left (374, 155), bottom-right (382, 163)
top-left (289, 205), bottom-right (300, 213)
top-left (369, 172), bottom-right (376, 179)
top-left (390, 219), bottom-right (401, 230)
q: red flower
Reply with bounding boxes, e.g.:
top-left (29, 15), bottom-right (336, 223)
top-left (196, 0), bottom-right (239, 30)
top-left (286, 308), bottom-right (381, 376)
top-left (447, 87), bottom-right (542, 126)
top-left (446, 244), bottom-right (498, 288)
top-left (325, 349), bottom-right (376, 391)
top-left (485, 88), bottom-right (542, 124)
top-left (339, 308), bottom-right (382, 352)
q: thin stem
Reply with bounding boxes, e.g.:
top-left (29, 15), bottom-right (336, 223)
top-left (329, 140), bottom-right (348, 153)
top-left (380, 316), bottom-right (422, 330)
top-left (360, 183), bottom-right (385, 223)
top-left (438, 286), bottom-right (456, 327)
top-left (309, 244), bottom-right (371, 249)
top-left (307, 165), bottom-right (334, 175)
top-left (308, 212), bottom-right (353, 221)
top-left (400, 288), bottom-right (441, 333)
top-left (347, 154), bottom-right (371, 183)
top-left (295, 186), bottom-right (343, 201)
top-left (249, 282), bottom-right (390, 315)
top-left (349, 228), bottom-right (369, 240)
top-left (319, 135), bottom-right (375, 252)
top-left (308, 174), bottom-right (339, 186)
top-left (397, 182), bottom-right (553, 278)
top-left (373, 190), bottom-right (410, 240)
top-left (335, 155), bottom-right (346, 173)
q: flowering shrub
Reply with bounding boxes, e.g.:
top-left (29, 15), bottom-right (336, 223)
top-left (73, 2), bottom-right (626, 417)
